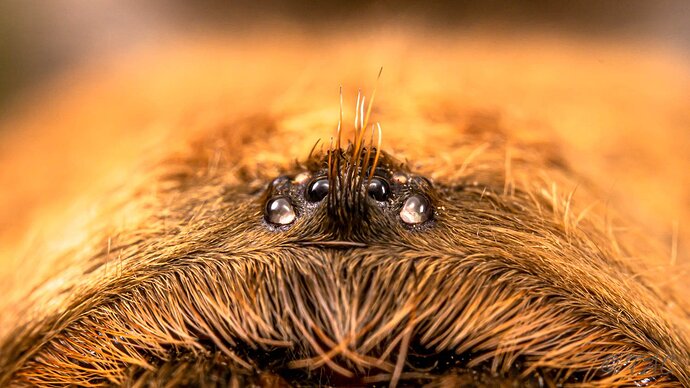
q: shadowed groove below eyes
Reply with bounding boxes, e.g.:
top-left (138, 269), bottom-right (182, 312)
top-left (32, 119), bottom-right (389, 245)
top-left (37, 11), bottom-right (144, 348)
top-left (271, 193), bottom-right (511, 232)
top-left (297, 240), bottom-right (369, 248)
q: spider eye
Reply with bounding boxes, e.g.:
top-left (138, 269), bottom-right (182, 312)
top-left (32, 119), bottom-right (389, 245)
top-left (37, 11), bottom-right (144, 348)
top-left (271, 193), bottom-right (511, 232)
top-left (306, 178), bottom-right (329, 202)
top-left (400, 194), bottom-right (432, 224)
top-left (367, 177), bottom-right (390, 202)
top-left (265, 197), bottom-right (296, 225)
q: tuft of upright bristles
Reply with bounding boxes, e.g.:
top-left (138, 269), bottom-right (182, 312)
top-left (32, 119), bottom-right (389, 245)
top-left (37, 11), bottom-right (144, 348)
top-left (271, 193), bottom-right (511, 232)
top-left (327, 85), bottom-right (382, 231)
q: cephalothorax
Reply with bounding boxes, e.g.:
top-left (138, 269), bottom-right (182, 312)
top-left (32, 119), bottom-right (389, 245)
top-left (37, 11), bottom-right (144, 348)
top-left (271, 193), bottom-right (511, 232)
top-left (1, 89), bottom-right (688, 388)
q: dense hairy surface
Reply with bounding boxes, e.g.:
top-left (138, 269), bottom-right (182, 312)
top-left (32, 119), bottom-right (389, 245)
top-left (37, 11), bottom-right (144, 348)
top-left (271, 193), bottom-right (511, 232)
top-left (0, 30), bottom-right (689, 386)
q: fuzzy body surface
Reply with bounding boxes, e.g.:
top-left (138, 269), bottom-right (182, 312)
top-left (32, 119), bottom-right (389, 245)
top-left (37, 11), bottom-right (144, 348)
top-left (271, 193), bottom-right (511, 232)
top-left (0, 31), bottom-right (689, 387)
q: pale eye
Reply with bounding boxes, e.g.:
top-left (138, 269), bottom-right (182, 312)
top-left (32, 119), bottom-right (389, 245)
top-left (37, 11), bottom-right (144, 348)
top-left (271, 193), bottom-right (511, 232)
top-left (265, 197), bottom-right (296, 225)
top-left (306, 178), bottom-right (329, 202)
top-left (400, 194), bottom-right (432, 224)
top-left (367, 177), bottom-right (390, 201)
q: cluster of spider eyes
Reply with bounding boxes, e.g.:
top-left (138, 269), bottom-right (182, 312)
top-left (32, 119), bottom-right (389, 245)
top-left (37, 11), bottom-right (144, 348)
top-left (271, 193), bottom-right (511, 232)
top-left (265, 176), bottom-right (433, 227)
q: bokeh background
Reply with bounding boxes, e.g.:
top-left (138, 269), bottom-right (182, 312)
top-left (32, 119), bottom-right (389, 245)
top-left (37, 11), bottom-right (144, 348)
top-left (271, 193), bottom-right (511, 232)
top-left (1, 0), bottom-right (689, 113)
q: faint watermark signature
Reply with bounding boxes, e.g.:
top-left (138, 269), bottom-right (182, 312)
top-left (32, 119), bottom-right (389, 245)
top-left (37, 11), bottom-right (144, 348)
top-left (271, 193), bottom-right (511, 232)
top-left (600, 353), bottom-right (674, 377)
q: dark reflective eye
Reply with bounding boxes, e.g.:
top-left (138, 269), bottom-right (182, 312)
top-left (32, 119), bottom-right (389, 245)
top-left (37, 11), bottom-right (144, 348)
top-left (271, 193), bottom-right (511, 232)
top-left (367, 177), bottom-right (390, 202)
top-left (306, 178), bottom-right (329, 202)
top-left (265, 197), bottom-right (296, 225)
top-left (400, 194), bottom-right (432, 224)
